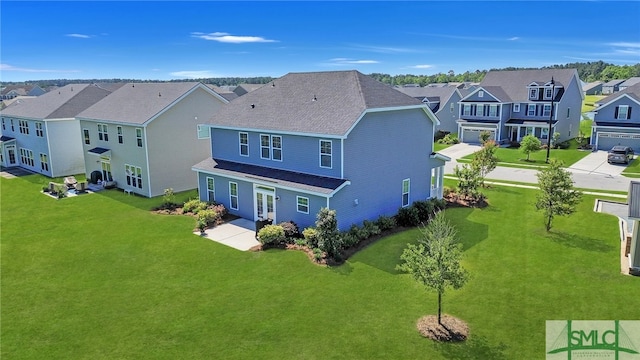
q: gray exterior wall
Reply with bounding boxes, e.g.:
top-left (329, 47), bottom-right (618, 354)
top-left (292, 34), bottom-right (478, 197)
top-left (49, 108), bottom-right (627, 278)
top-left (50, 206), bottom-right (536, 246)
top-left (434, 92), bottom-right (462, 134)
top-left (591, 95), bottom-right (640, 150)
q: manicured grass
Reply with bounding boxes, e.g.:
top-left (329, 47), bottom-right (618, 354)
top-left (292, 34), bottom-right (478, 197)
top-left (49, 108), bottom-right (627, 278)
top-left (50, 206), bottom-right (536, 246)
top-left (582, 95), bottom-right (606, 113)
top-left (434, 142), bottom-right (452, 152)
top-left (579, 119), bottom-right (592, 137)
top-left (622, 157), bottom-right (640, 178)
top-left (2, 174), bottom-right (638, 359)
top-left (461, 139), bottom-right (591, 168)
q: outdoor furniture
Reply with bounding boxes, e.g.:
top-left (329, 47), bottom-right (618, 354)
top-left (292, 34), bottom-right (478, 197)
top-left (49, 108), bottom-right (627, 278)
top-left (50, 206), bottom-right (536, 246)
top-left (64, 176), bottom-right (78, 188)
top-left (74, 181), bottom-right (88, 193)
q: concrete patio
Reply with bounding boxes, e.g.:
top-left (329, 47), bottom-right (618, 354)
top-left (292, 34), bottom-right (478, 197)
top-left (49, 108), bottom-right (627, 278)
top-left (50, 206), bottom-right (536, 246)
top-left (194, 218), bottom-right (260, 251)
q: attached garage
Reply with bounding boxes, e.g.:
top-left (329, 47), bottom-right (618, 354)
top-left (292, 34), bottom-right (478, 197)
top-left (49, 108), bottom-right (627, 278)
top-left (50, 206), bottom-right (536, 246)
top-left (461, 128), bottom-right (496, 144)
top-left (595, 132), bottom-right (640, 150)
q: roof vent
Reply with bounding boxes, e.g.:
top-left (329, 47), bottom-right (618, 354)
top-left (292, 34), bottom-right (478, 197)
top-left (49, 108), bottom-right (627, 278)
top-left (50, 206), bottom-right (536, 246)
top-left (132, 84), bottom-right (135, 87)
top-left (250, 104), bottom-right (255, 109)
top-left (271, 82), bottom-right (275, 87)
top-left (312, 95), bottom-right (317, 101)
top-left (158, 92), bottom-right (161, 97)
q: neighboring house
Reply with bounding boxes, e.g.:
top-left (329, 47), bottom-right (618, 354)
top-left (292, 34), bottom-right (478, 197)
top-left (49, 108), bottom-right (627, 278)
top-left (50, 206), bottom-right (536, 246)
top-left (619, 77), bottom-right (640, 92)
top-left (602, 79), bottom-right (625, 95)
top-left (206, 85), bottom-right (239, 102)
top-left (233, 83), bottom-right (264, 97)
top-left (0, 84), bottom-right (116, 176)
top-left (76, 82), bottom-right (228, 197)
top-left (192, 70), bottom-right (448, 231)
top-left (0, 84), bottom-right (46, 100)
top-left (582, 81), bottom-right (603, 95)
top-left (627, 181), bottom-right (640, 275)
top-left (457, 69), bottom-right (583, 144)
top-left (395, 85), bottom-right (466, 134)
top-left (590, 83), bottom-right (640, 150)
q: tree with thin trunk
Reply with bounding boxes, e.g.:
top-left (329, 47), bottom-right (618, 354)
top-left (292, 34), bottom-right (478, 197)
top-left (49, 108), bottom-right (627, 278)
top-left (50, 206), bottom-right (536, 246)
top-left (396, 211), bottom-right (468, 325)
top-left (472, 140), bottom-right (498, 187)
top-left (535, 159), bottom-right (582, 231)
top-left (520, 134), bottom-right (542, 161)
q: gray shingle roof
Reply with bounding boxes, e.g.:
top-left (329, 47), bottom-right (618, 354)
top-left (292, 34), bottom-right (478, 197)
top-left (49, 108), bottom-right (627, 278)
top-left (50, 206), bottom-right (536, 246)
top-left (394, 85), bottom-right (457, 103)
top-left (478, 69), bottom-right (579, 102)
top-left (603, 79), bottom-right (625, 87)
top-left (596, 83), bottom-right (640, 105)
top-left (205, 70), bottom-right (424, 136)
top-left (77, 82), bottom-right (205, 124)
top-left (1, 84), bottom-right (113, 119)
top-left (619, 77), bottom-right (640, 88)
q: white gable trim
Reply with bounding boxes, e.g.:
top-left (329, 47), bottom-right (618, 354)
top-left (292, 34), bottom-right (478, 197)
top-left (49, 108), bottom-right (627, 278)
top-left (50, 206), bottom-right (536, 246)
top-left (459, 86), bottom-right (501, 103)
top-left (595, 93), bottom-right (640, 111)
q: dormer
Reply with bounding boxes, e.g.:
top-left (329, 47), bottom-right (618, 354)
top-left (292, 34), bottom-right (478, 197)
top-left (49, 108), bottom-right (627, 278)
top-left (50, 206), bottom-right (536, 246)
top-left (527, 81), bottom-right (563, 101)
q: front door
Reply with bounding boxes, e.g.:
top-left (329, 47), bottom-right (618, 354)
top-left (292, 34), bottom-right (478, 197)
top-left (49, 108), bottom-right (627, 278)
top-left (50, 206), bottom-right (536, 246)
top-left (6, 145), bottom-right (17, 166)
top-left (254, 186), bottom-right (276, 222)
top-left (101, 159), bottom-right (113, 181)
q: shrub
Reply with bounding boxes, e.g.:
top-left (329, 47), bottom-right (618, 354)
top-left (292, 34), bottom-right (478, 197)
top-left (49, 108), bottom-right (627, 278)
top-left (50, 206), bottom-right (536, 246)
top-left (362, 220), bottom-right (381, 237)
top-left (278, 221), bottom-right (301, 240)
top-left (375, 215), bottom-right (397, 232)
top-left (316, 208), bottom-right (343, 260)
top-left (303, 227), bottom-right (319, 248)
top-left (342, 231), bottom-right (360, 248)
top-left (431, 197), bottom-right (447, 211)
top-left (163, 188), bottom-right (176, 206)
top-left (557, 140), bottom-right (570, 149)
top-left (312, 248), bottom-right (324, 262)
top-left (437, 133), bottom-right (459, 145)
top-left (294, 238), bottom-right (307, 246)
top-left (183, 199), bottom-right (208, 214)
top-left (197, 209), bottom-right (219, 226)
top-left (257, 224), bottom-right (286, 246)
top-left (413, 200), bottom-right (435, 222)
top-left (434, 130), bottom-right (450, 142)
top-left (396, 205), bottom-right (420, 227)
top-left (209, 203), bottom-right (227, 219)
top-left (443, 186), bottom-right (455, 197)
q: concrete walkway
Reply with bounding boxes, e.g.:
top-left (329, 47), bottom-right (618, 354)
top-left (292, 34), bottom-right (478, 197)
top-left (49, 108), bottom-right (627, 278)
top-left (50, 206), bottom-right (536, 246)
top-left (195, 218), bottom-right (260, 251)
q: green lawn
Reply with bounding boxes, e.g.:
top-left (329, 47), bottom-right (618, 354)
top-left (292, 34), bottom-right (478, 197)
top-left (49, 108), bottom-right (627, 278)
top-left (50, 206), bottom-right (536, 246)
top-left (2, 174), bottom-right (638, 359)
top-left (461, 139), bottom-right (591, 168)
top-left (622, 157), bottom-right (640, 178)
top-left (582, 95), bottom-right (606, 113)
top-left (579, 119), bottom-right (592, 137)
top-left (434, 142), bottom-right (451, 152)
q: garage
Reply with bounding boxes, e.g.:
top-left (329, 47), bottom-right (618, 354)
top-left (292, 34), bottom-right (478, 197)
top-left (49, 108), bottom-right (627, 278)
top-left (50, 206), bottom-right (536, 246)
top-left (461, 128), bottom-right (496, 144)
top-left (596, 132), bottom-right (640, 150)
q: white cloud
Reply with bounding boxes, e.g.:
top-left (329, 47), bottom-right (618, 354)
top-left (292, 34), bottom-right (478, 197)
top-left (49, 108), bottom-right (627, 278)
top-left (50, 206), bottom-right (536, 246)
top-left (169, 70), bottom-right (219, 79)
top-left (608, 42), bottom-right (640, 48)
top-left (409, 64), bottom-right (434, 69)
top-left (508, 37), bottom-right (520, 41)
top-left (329, 58), bottom-right (379, 65)
top-left (0, 63), bottom-right (79, 73)
top-left (350, 44), bottom-right (418, 54)
top-left (66, 33), bottom-right (91, 39)
top-left (191, 32), bottom-right (277, 43)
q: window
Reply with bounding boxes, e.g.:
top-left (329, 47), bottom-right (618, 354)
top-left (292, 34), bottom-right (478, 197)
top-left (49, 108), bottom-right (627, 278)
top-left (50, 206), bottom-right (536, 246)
top-left (450, 102), bottom-right (454, 113)
top-left (125, 164), bottom-right (142, 189)
top-left (489, 105), bottom-right (498, 117)
top-left (239, 132), bottom-right (249, 156)
top-left (297, 196), bottom-right (309, 214)
top-left (35, 122), bottom-right (44, 137)
top-left (616, 105), bottom-right (630, 120)
top-left (206, 177), bottom-right (215, 202)
top-left (10, 119), bottom-right (14, 131)
top-left (402, 179), bottom-right (410, 207)
top-left (19, 148), bottom-right (34, 167)
top-left (117, 126), bottom-right (123, 144)
top-left (462, 104), bottom-right (471, 116)
top-left (543, 104), bottom-right (552, 117)
top-left (478, 90), bottom-right (484, 98)
top-left (40, 153), bottom-right (49, 172)
top-left (271, 135), bottom-right (282, 161)
top-left (541, 128), bottom-right (549, 140)
top-left (1, 118), bottom-right (4, 130)
top-left (197, 124), bottom-right (210, 139)
top-left (320, 140), bottom-right (332, 168)
top-left (260, 134), bottom-right (270, 159)
top-left (527, 104), bottom-right (536, 116)
top-left (545, 88), bottom-right (553, 99)
top-left (513, 103), bottom-right (520, 112)
top-left (229, 182), bottom-right (239, 210)
top-left (83, 129), bottom-right (90, 145)
top-left (566, 108), bottom-right (570, 119)
top-left (476, 104), bottom-right (484, 117)
top-left (19, 120), bottom-right (29, 135)
top-left (98, 124), bottom-right (108, 141)
top-left (136, 128), bottom-right (143, 147)
top-left (526, 127), bottom-right (534, 136)
top-left (529, 88), bottom-right (538, 99)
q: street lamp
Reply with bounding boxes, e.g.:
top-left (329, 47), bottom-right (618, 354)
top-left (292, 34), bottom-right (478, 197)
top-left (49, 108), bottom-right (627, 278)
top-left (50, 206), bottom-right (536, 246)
top-left (545, 77), bottom-right (555, 163)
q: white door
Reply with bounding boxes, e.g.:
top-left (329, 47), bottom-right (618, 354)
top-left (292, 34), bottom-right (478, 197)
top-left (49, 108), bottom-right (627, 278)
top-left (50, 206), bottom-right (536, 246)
top-left (254, 186), bottom-right (276, 222)
top-left (6, 145), bottom-right (17, 166)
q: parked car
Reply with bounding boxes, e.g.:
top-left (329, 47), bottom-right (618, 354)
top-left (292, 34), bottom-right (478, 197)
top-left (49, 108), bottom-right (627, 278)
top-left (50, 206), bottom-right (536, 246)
top-left (607, 146), bottom-right (635, 164)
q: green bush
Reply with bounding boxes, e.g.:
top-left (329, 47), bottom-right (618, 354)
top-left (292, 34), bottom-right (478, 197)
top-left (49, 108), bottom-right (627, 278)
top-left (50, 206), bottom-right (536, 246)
top-left (375, 215), bottom-right (397, 231)
top-left (183, 199), bottom-right (208, 214)
top-left (302, 227), bottom-right (319, 248)
top-left (362, 220), bottom-right (381, 237)
top-left (278, 221), bottom-right (300, 241)
top-left (437, 133), bottom-right (459, 145)
top-left (396, 205), bottom-right (420, 227)
top-left (197, 209), bottom-right (221, 226)
top-left (342, 232), bottom-right (360, 248)
top-left (257, 224), bottom-right (286, 246)
top-left (413, 200), bottom-right (435, 222)
top-left (312, 248), bottom-right (324, 262)
top-left (294, 238), bottom-right (307, 246)
top-left (432, 197), bottom-right (447, 211)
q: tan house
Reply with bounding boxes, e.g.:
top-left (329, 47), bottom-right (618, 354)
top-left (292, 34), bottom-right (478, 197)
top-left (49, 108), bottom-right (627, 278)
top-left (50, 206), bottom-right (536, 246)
top-left (77, 82), bottom-right (228, 197)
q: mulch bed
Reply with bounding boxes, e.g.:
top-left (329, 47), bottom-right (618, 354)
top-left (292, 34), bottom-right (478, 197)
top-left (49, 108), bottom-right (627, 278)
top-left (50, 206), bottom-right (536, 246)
top-left (416, 314), bottom-right (469, 342)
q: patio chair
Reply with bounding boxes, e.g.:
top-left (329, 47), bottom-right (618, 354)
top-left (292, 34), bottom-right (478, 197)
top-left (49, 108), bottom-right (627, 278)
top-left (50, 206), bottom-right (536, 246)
top-left (64, 176), bottom-right (78, 189)
top-left (74, 181), bottom-right (88, 193)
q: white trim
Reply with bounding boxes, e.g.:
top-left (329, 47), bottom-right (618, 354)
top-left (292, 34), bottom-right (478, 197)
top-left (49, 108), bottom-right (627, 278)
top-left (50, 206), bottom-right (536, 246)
top-left (402, 178), bottom-right (410, 208)
top-left (229, 181), bottom-right (239, 210)
top-left (513, 103), bottom-right (520, 113)
top-left (143, 127), bottom-right (152, 197)
top-left (319, 139), bottom-right (332, 169)
top-left (595, 93), bottom-right (640, 110)
top-left (206, 176), bottom-right (215, 202)
top-left (239, 131), bottom-right (249, 157)
top-left (296, 196), bottom-right (309, 214)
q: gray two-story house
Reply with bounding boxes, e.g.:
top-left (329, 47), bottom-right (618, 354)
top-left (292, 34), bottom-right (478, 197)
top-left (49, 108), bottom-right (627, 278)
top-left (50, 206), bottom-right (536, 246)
top-left (395, 85), bottom-right (467, 134)
top-left (457, 69), bottom-right (583, 144)
top-left (590, 83), bottom-right (640, 150)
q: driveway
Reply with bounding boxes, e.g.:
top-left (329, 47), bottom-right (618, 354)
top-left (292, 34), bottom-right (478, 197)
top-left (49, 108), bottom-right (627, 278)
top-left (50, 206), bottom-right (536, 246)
top-left (438, 143), bottom-right (481, 174)
top-left (567, 150), bottom-right (626, 177)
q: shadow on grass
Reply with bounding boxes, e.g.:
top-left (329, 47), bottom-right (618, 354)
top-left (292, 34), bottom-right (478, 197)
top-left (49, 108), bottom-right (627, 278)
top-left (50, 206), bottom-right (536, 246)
top-left (547, 230), bottom-right (615, 253)
top-left (434, 335), bottom-right (509, 360)
top-left (447, 207), bottom-right (489, 252)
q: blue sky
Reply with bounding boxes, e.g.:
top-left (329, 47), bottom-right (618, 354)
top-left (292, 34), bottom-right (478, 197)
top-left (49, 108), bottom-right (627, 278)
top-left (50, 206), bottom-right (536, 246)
top-left (1, 1), bottom-right (639, 82)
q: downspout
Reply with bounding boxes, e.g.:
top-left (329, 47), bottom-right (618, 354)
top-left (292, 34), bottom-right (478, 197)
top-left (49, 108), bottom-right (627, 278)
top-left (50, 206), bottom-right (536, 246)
top-left (143, 126), bottom-right (152, 197)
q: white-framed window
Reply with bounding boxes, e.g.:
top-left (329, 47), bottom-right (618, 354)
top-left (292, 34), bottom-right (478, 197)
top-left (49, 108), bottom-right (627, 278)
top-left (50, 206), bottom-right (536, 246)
top-left (297, 196), bottom-right (309, 214)
top-left (476, 104), bottom-right (484, 117)
top-left (260, 134), bottom-right (270, 159)
top-left (566, 108), bottom-right (570, 119)
top-left (260, 134), bottom-right (282, 161)
top-left (320, 140), bottom-right (332, 168)
top-left (239, 132), bottom-right (249, 156)
top-left (462, 104), bottom-right (471, 116)
top-left (40, 153), bottom-right (49, 172)
top-left (10, 119), bottom-right (14, 131)
top-left (35, 122), bottom-right (44, 137)
top-left (543, 104), bottom-right (552, 117)
top-left (271, 135), bottom-right (282, 161)
top-left (117, 126), bottom-right (123, 144)
top-left (1, 118), bottom-right (5, 131)
top-left (197, 124), bottom-right (210, 139)
top-left (19, 120), bottom-right (29, 135)
top-left (125, 164), bottom-right (142, 189)
top-left (545, 88), bottom-right (553, 99)
top-left (617, 105), bottom-right (629, 120)
top-left (541, 128), bottom-right (549, 140)
top-left (402, 178), bottom-right (410, 207)
top-left (19, 148), bottom-right (34, 167)
top-left (478, 90), bottom-right (484, 98)
top-left (229, 182), bottom-right (239, 210)
top-left (83, 129), bottom-right (90, 145)
top-left (513, 103), bottom-right (520, 112)
top-left (529, 88), bottom-right (538, 99)
top-left (526, 127), bottom-right (534, 136)
top-left (489, 104), bottom-right (498, 117)
top-left (206, 177), bottom-right (215, 202)
top-left (136, 128), bottom-right (143, 147)
top-left (450, 102), bottom-right (454, 113)
top-left (527, 104), bottom-right (536, 116)
top-left (98, 124), bottom-right (109, 141)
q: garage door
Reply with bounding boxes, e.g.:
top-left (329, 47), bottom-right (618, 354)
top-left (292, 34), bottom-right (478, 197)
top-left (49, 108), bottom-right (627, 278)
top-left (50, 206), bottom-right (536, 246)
top-left (462, 128), bottom-right (495, 144)
top-left (596, 132), bottom-right (640, 150)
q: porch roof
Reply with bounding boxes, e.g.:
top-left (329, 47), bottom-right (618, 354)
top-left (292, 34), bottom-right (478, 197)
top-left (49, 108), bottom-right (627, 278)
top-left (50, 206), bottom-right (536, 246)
top-left (0, 135), bottom-right (16, 143)
top-left (193, 158), bottom-right (349, 196)
top-left (505, 119), bottom-right (558, 126)
top-left (593, 121), bottom-right (640, 129)
top-left (87, 147), bottom-right (111, 156)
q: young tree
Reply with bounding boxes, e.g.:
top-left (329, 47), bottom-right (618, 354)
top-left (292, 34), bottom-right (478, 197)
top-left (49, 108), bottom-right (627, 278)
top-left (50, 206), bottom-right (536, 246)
top-left (316, 208), bottom-right (343, 261)
top-left (396, 211), bottom-right (468, 325)
top-left (479, 130), bottom-right (492, 145)
top-left (535, 159), bottom-right (583, 231)
top-left (454, 164), bottom-right (483, 202)
top-left (472, 140), bottom-right (498, 187)
top-left (520, 134), bottom-right (542, 161)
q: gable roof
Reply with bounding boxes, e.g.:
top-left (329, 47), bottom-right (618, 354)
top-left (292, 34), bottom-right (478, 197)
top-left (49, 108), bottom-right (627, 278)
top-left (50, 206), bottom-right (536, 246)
top-left (595, 82), bottom-right (640, 107)
top-left (619, 77), bottom-right (640, 88)
top-left (205, 70), bottom-right (427, 136)
top-left (395, 85), bottom-right (459, 104)
top-left (478, 69), bottom-right (579, 102)
top-left (582, 81), bottom-right (603, 91)
top-left (78, 82), bottom-right (226, 125)
top-left (0, 84), bottom-right (114, 119)
top-left (602, 79), bottom-right (625, 87)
